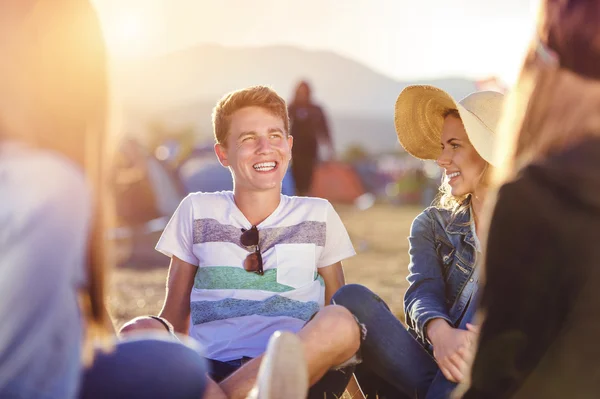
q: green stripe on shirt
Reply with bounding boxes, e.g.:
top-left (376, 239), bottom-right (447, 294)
top-left (194, 267), bottom-right (325, 291)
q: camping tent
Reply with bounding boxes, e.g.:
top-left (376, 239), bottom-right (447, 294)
top-left (310, 161), bottom-right (365, 203)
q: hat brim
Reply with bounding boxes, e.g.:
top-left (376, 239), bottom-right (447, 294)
top-left (394, 85), bottom-right (498, 166)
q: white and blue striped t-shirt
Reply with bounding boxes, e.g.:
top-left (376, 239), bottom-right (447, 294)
top-left (156, 191), bottom-right (355, 361)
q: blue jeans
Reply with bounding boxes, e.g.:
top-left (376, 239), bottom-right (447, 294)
top-left (79, 335), bottom-right (208, 399)
top-left (332, 284), bottom-right (478, 399)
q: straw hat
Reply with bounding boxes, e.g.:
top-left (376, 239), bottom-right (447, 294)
top-left (394, 85), bottom-right (505, 166)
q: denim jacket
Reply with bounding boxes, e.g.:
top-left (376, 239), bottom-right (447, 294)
top-left (403, 203), bottom-right (479, 346)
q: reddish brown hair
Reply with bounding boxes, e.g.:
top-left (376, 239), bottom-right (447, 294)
top-left (495, 0), bottom-right (600, 182)
top-left (212, 85), bottom-right (290, 146)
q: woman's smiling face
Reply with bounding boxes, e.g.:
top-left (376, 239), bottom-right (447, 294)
top-left (436, 113), bottom-right (488, 197)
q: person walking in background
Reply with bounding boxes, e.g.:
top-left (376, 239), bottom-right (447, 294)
top-left (333, 86), bottom-right (505, 399)
top-left (289, 80), bottom-right (335, 195)
top-left (458, 1), bottom-right (600, 397)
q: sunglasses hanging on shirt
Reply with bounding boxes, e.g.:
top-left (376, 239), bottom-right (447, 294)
top-left (240, 225), bottom-right (264, 275)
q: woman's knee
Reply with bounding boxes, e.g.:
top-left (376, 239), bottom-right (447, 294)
top-left (332, 284), bottom-right (384, 316)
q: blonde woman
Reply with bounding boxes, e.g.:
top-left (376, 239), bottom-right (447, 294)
top-left (0, 2), bottom-right (215, 398)
top-left (460, 1), bottom-right (600, 398)
top-left (333, 87), bottom-right (504, 399)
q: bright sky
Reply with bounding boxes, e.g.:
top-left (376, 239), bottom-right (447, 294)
top-left (94, 0), bottom-right (540, 85)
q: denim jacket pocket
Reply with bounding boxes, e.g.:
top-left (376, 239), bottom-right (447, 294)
top-left (445, 258), bottom-right (472, 308)
top-left (436, 240), bottom-right (455, 279)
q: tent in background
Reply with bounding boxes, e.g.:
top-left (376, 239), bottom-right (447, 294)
top-left (310, 161), bottom-right (365, 203)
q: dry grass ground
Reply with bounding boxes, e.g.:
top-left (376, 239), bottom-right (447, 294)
top-left (108, 203), bottom-right (422, 331)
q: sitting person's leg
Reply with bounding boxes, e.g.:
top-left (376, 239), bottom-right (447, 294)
top-left (116, 319), bottom-right (311, 399)
top-left (306, 368), bottom-right (355, 399)
top-left (79, 334), bottom-right (209, 399)
top-left (219, 305), bottom-right (362, 399)
top-left (246, 331), bottom-right (309, 399)
top-left (354, 363), bottom-right (409, 399)
top-left (202, 343), bottom-right (351, 399)
top-left (332, 284), bottom-right (441, 398)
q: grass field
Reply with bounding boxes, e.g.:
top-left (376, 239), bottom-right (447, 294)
top-left (108, 203), bottom-right (422, 331)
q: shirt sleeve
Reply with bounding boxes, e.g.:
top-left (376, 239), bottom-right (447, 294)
top-left (155, 194), bottom-right (199, 266)
top-left (317, 201), bottom-right (356, 268)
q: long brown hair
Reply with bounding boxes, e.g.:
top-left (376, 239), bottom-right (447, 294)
top-left (471, 0), bottom-right (600, 299)
top-left (495, 0), bottom-right (600, 184)
top-left (0, 0), bottom-right (113, 355)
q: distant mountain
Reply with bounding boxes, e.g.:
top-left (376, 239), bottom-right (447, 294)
top-left (116, 44), bottom-right (479, 154)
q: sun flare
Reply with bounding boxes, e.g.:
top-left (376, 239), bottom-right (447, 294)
top-left (103, 12), bottom-right (147, 58)
top-left (96, 0), bottom-right (165, 61)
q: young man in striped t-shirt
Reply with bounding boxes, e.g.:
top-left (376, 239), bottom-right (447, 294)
top-left (123, 86), bottom-right (364, 399)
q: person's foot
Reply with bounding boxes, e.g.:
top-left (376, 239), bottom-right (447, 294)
top-left (246, 331), bottom-right (308, 399)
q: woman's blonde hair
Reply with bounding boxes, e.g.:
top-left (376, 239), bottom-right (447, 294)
top-left (1, 0), bottom-right (114, 359)
top-left (494, 0), bottom-right (600, 185)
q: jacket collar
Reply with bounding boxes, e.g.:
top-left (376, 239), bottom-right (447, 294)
top-left (444, 201), bottom-right (477, 250)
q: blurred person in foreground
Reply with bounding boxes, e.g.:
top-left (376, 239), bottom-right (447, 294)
top-left (0, 2), bottom-right (307, 399)
top-left (457, 0), bottom-right (600, 397)
top-left (0, 1), bottom-right (211, 398)
top-left (333, 87), bottom-right (505, 399)
top-left (288, 80), bottom-right (334, 195)
top-left (121, 85), bottom-right (365, 399)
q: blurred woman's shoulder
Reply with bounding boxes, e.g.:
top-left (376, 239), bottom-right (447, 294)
top-left (515, 136), bottom-right (600, 210)
top-left (0, 142), bottom-right (89, 216)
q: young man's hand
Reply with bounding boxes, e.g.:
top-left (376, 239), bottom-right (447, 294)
top-left (427, 319), bottom-right (479, 383)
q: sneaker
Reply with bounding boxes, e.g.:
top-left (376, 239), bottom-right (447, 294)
top-left (246, 331), bottom-right (308, 399)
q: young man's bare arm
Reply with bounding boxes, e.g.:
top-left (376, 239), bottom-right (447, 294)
top-left (318, 261), bottom-right (346, 306)
top-left (158, 255), bottom-right (197, 334)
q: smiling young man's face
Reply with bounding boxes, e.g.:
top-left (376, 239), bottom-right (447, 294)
top-left (215, 106), bottom-right (293, 193)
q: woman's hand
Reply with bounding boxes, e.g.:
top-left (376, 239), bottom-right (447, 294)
top-left (427, 319), bottom-right (479, 383)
